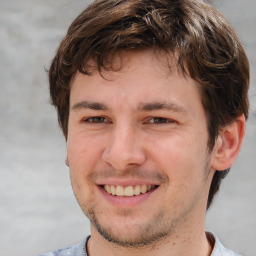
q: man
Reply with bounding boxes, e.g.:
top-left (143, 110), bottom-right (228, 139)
top-left (41, 0), bottom-right (249, 255)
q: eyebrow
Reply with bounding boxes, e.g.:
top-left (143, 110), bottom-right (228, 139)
top-left (137, 102), bottom-right (188, 114)
top-left (71, 100), bottom-right (188, 114)
top-left (71, 101), bottom-right (109, 111)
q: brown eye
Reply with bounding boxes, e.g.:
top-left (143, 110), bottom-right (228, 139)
top-left (148, 117), bottom-right (174, 124)
top-left (85, 116), bottom-right (107, 123)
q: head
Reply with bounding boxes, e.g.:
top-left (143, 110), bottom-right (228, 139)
top-left (49, 0), bottom-right (249, 210)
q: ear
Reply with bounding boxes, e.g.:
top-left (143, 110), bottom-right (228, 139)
top-left (65, 156), bottom-right (69, 167)
top-left (211, 114), bottom-right (245, 171)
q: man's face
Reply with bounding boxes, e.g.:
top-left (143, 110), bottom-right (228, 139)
top-left (67, 50), bottom-right (215, 247)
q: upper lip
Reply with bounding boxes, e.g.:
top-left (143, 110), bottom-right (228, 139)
top-left (96, 178), bottom-right (160, 187)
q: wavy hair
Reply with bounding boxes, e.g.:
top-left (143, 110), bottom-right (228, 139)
top-left (49, 0), bottom-right (249, 208)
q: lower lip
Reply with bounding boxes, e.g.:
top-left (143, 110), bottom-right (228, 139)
top-left (98, 186), bottom-right (157, 207)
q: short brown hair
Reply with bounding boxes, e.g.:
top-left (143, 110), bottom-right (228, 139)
top-left (49, 0), bottom-right (249, 209)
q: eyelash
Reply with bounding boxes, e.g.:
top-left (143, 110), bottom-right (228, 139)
top-left (83, 116), bottom-right (109, 123)
top-left (147, 117), bottom-right (175, 124)
top-left (83, 116), bottom-right (175, 124)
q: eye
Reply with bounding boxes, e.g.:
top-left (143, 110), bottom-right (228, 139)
top-left (84, 116), bottom-right (108, 123)
top-left (147, 117), bottom-right (175, 124)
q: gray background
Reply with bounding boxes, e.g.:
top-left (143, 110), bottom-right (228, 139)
top-left (0, 1), bottom-right (255, 256)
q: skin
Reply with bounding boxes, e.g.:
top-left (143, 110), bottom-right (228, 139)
top-left (67, 50), bottom-right (245, 256)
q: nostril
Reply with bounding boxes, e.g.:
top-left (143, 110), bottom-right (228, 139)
top-left (102, 134), bottom-right (147, 170)
top-left (102, 150), bottom-right (147, 171)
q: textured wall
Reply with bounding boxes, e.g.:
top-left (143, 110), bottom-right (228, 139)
top-left (0, 1), bottom-right (255, 255)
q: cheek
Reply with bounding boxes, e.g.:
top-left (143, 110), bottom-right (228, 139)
top-left (68, 135), bottom-right (96, 197)
top-left (67, 136), bottom-right (94, 194)
top-left (151, 135), bottom-right (210, 215)
top-left (147, 131), bottom-right (209, 183)
top-left (67, 131), bottom-right (105, 167)
top-left (148, 133), bottom-right (194, 162)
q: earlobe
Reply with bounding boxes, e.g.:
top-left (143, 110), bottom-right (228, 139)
top-left (211, 115), bottom-right (245, 171)
top-left (65, 156), bottom-right (69, 167)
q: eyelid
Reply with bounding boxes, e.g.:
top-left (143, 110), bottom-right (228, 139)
top-left (146, 117), bottom-right (176, 124)
top-left (83, 116), bottom-right (109, 123)
top-left (82, 116), bottom-right (176, 124)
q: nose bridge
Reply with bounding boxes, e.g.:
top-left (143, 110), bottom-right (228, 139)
top-left (102, 121), bottom-right (146, 170)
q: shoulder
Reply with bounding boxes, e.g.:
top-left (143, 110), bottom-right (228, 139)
top-left (209, 233), bottom-right (241, 256)
top-left (38, 237), bottom-right (88, 256)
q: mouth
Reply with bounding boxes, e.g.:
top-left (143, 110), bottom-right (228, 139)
top-left (102, 184), bottom-right (157, 197)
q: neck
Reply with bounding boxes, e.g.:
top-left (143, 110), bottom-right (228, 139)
top-left (87, 223), bottom-right (213, 256)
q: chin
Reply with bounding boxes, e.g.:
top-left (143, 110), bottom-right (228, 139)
top-left (88, 208), bottom-right (172, 248)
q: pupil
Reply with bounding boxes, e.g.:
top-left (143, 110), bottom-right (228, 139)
top-left (155, 118), bottom-right (166, 123)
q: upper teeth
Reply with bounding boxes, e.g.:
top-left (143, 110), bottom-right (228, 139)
top-left (103, 184), bottom-right (155, 197)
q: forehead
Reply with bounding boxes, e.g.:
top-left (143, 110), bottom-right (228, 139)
top-left (78, 49), bottom-right (180, 80)
top-left (70, 49), bottom-right (203, 111)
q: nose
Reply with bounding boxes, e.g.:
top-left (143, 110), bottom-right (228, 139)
top-left (102, 124), bottom-right (146, 171)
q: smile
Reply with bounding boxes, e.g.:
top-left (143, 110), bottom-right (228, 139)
top-left (103, 184), bottom-right (157, 197)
